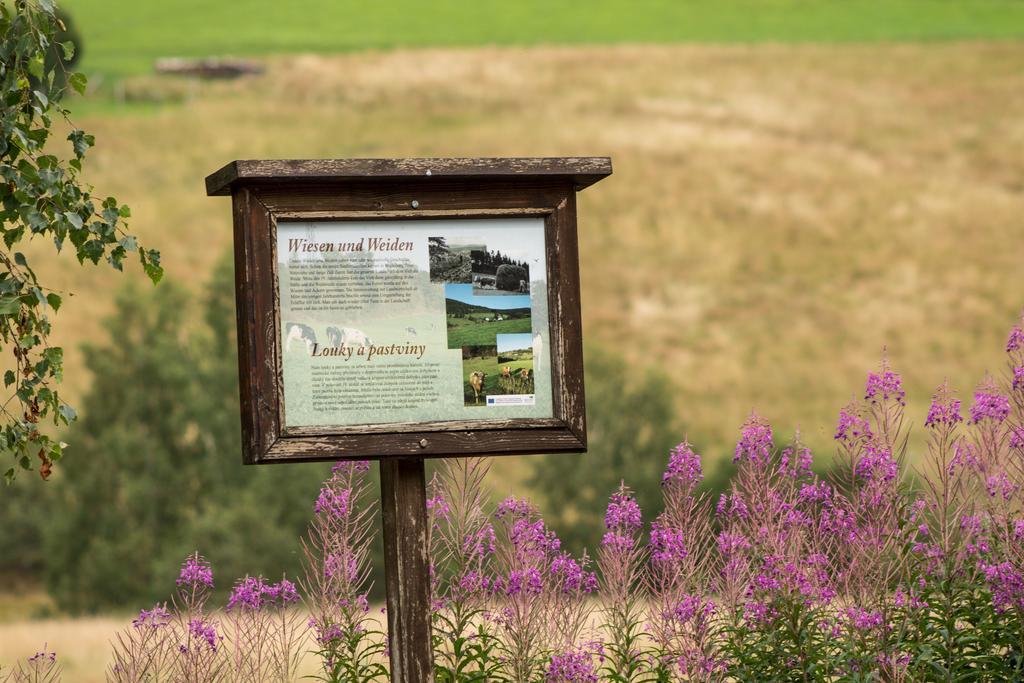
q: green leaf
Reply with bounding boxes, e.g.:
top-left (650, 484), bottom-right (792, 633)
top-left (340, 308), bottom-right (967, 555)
top-left (65, 211), bottom-right (83, 230)
top-left (3, 371), bottom-right (14, 388)
top-left (59, 404), bottom-right (76, 423)
top-left (68, 72), bottom-right (87, 96)
top-left (27, 56), bottom-right (44, 80)
top-left (60, 41), bottom-right (75, 61)
top-left (0, 295), bottom-right (21, 315)
top-left (46, 292), bottom-right (61, 311)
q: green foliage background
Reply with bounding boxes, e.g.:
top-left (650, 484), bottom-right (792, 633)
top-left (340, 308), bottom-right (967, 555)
top-left (0, 258), bottom-right (338, 612)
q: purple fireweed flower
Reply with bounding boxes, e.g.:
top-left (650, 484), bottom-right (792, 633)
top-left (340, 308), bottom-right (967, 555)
top-left (1013, 366), bottom-right (1024, 392)
top-left (908, 498), bottom-right (927, 523)
top-left (28, 650), bottom-right (56, 664)
top-left (314, 486), bottom-right (352, 518)
top-left (498, 568), bottom-right (544, 596)
top-left (187, 618), bottom-right (219, 651)
top-left (986, 472), bottom-right (1019, 501)
top-left (545, 648), bottom-right (598, 683)
top-left (455, 570), bottom-right (491, 596)
top-left (970, 385), bottom-right (1010, 424)
top-left (650, 522), bottom-right (688, 563)
top-left (663, 441), bottom-right (703, 489)
top-left (227, 575), bottom-right (269, 611)
top-left (798, 481), bottom-right (833, 504)
top-left (948, 439), bottom-right (980, 475)
top-left (132, 604), bottom-right (172, 630)
top-left (865, 362), bottom-right (906, 405)
top-left (332, 460), bottom-right (370, 474)
top-left (779, 443), bottom-right (813, 478)
top-left (961, 514), bottom-right (991, 555)
top-left (312, 620), bottom-right (345, 645)
top-left (463, 524), bottom-right (497, 559)
top-left (855, 441), bottom-right (898, 483)
top-left (846, 607), bottom-right (884, 631)
top-left (508, 517), bottom-right (561, 560)
top-left (324, 552), bottom-right (359, 582)
top-left (716, 493), bottom-right (750, 519)
top-left (960, 514), bottom-right (984, 536)
top-left (264, 578), bottom-right (300, 605)
top-left (1007, 325), bottom-right (1024, 353)
top-left (835, 407), bottom-right (871, 444)
top-left (495, 496), bottom-right (533, 519)
top-left (744, 600), bottom-right (777, 624)
top-left (667, 594), bottom-right (715, 625)
top-left (177, 554), bottom-right (214, 589)
top-left (717, 531), bottom-right (752, 556)
top-left (980, 561), bottom-right (1024, 613)
top-left (601, 531), bottom-right (635, 552)
top-left (894, 587), bottom-right (929, 610)
top-left (1012, 427), bottom-right (1024, 451)
top-left (925, 386), bottom-right (962, 428)
top-left (551, 553), bottom-right (598, 594)
top-left (604, 490), bottom-right (642, 532)
top-left (734, 412), bottom-right (773, 466)
top-left (426, 494), bottom-right (450, 520)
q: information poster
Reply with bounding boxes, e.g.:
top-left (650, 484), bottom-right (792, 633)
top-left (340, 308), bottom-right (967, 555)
top-left (277, 218), bottom-right (554, 427)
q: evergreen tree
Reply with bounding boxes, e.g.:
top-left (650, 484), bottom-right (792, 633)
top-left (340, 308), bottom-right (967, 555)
top-left (38, 257), bottom-right (334, 612)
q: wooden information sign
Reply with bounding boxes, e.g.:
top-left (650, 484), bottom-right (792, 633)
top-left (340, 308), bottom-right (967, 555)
top-left (206, 157), bottom-right (611, 682)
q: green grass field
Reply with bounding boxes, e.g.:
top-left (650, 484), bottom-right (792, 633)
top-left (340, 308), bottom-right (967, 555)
top-left (446, 316), bottom-right (532, 348)
top-left (62, 0), bottom-right (1024, 77)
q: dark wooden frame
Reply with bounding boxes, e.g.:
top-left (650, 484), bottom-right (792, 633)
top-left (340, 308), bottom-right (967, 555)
top-left (206, 158), bottom-right (611, 464)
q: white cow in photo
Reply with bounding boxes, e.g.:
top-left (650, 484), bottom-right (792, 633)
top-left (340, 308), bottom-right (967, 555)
top-left (339, 327), bottom-right (372, 349)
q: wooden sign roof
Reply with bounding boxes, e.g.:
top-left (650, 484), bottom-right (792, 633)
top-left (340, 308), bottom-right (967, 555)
top-left (205, 157), bottom-right (612, 196)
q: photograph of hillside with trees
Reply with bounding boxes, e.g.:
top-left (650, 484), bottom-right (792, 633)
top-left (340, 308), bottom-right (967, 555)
top-left (428, 235), bottom-right (479, 284)
top-left (445, 284), bottom-right (531, 348)
top-left (471, 247), bottom-right (531, 295)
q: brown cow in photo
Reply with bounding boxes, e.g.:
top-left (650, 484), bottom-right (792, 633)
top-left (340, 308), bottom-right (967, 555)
top-left (469, 371), bottom-right (487, 404)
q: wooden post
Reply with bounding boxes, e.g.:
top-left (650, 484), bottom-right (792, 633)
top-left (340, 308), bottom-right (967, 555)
top-left (380, 457), bottom-right (434, 683)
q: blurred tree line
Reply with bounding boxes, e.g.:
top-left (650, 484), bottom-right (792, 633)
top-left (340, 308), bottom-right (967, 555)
top-left (0, 256), bottom-right (729, 613)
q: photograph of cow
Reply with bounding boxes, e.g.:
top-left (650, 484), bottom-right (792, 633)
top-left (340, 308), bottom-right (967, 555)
top-left (284, 322), bottom-right (317, 354)
top-left (461, 344), bottom-right (498, 406)
top-left (470, 247), bottom-right (531, 296)
top-left (326, 326), bottom-right (372, 350)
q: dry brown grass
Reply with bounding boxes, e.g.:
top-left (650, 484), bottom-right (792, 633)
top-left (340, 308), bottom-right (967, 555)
top-left (24, 42), bottom-right (1024, 491)
top-left (0, 615), bottom-right (123, 682)
top-left (0, 610), bottom-right (380, 682)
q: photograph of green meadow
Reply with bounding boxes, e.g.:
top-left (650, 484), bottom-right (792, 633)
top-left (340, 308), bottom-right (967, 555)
top-left (496, 332), bottom-right (535, 396)
top-left (3, 0), bottom-right (1024, 681)
top-left (444, 284), bottom-right (531, 349)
